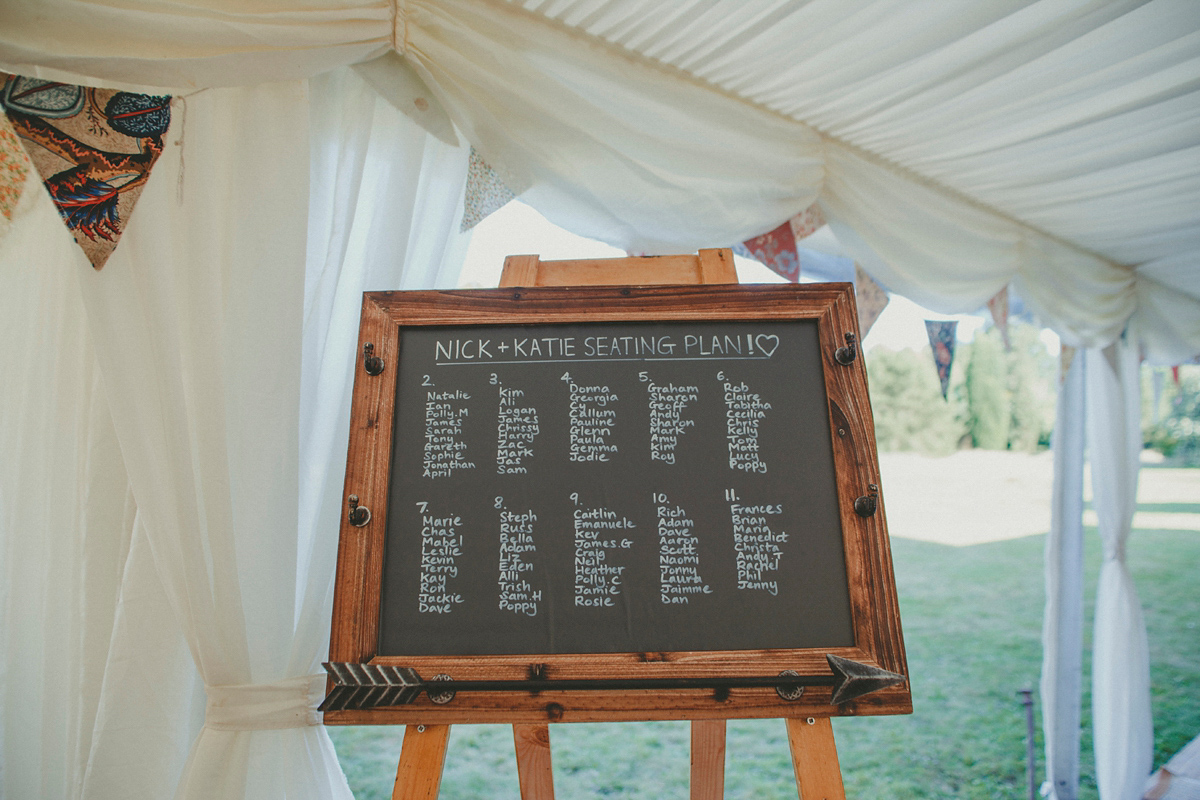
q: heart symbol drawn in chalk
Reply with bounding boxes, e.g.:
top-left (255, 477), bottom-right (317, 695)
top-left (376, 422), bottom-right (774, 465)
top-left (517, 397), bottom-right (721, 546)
top-left (755, 334), bottom-right (780, 358)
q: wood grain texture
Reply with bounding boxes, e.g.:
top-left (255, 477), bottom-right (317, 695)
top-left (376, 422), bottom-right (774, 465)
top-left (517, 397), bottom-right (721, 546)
top-left (391, 724), bottom-right (451, 800)
top-left (513, 724), bottom-right (555, 800)
top-left (502, 249), bottom-right (737, 287)
top-left (786, 717), bottom-right (846, 800)
top-left (329, 295), bottom-right (401, 667)
top-left (324, 282), bottom-right (912, 726)
top-left (696, 248), bottom-right (736, 284)
top-left (500, 255), bottom-right (541, 288)
top-left (690, 719), bottom-right (727, 800)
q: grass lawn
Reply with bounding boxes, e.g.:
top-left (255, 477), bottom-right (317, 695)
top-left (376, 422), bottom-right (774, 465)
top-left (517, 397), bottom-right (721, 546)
top-left (329, 523), bottom-right (1200, 799)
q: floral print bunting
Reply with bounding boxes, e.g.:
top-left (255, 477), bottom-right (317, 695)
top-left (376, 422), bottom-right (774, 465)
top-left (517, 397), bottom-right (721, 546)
top-left (736, 219), bottom-right (799, 281)
top-left (854, 264), bottom-right (889, 337)
top-left (925, 320), bottom-right (957, 400)
top-left (0, 74), bottom-right (171, 270)
top-left (987, 286), bottom-right (1011, 350)
top-left (789, 202), bottom-right (826, 240)
top-left (0, 111), bottom-right (29, 228)
top-left (461, 147), bottom-right (515, 232)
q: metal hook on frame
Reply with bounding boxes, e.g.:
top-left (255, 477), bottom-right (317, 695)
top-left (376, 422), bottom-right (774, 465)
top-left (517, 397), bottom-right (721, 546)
top-left (363, 342), bottom-right (385, 376)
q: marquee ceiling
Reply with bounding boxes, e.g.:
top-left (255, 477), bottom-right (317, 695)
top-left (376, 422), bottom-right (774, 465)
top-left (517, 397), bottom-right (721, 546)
top-left (510, 0), bottom-right (1200, 290)
top-left (1, 0), bottom-right (1197, 353)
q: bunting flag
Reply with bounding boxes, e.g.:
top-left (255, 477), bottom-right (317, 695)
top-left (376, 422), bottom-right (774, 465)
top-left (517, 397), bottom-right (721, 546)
top-left (1061, 345), bottom-right (1077, 383)
top-left (735, 218), bottom-right (799, 281)
top-left (0, 110), bottom-right (29, 228)
top-left (987, 286), bottom-right (1011, 350)
top-left (924, 320), bottom-right (957, 400)
top-left (461, 147), bottom-right (515, 231)
top-left (1, 74), bottom-right (170, 270)
top-left (1172, 365), bottom-right (1180, 386)
top-left (854, 264), bottom-right (889, 338)
top-left (1151, 368), bottom-right (1164, 424)
top-left (789, 201), bottom-right (826, 240)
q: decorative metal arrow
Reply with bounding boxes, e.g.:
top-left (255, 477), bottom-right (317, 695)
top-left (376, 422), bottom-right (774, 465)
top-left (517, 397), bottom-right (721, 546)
top-left (319, 656), bottom-right (906, 712)
top-left (826, 653), bottom-right (907, 704)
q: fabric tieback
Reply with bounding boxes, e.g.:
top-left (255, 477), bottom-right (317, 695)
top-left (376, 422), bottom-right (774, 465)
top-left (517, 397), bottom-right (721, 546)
top-left (204, 674), bottom-right (326, 731)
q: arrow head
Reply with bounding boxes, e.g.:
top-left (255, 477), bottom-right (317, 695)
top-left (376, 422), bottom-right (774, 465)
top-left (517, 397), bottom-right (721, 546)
top-left (826, 654), bottom-right (906, 705)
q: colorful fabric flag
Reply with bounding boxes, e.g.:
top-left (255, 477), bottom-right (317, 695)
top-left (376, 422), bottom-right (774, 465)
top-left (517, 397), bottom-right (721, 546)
top-left (461, 147), bottom-right (515, 231)
top-left (1172, 365), bottom-right (1180, 386)
top-left (1, 74), bottom-right (171, 270)
top-left (854, 264), bottom-right (889, 338)
top-left (1061, 345), bottom-right (1077, 384)
top-left (987, 286), bottom-right (1011, 350)
top-left (736, 219), bottom-right (799, 282)
top-left (0, 110), bottom-right (29, 228)
top-left (924, 320), bottom-right (957, 400)
top-left (1151, 368), bottom-right (1164, 424)
top-left (789, 202), bottom-right (826, 240)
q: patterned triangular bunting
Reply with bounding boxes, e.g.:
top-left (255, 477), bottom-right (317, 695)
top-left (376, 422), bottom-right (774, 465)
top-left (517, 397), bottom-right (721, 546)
top-left (0, 110), bottom-right (30, 231)
top-left (789, 202), bottom-right (826, 241)
top-left (853, 264), bottom-right (889, 338)
top-left (1, 74), bottom-right (171, 270)
top-left (461, 147), bottom-right (515, 232)
top-left (736, 219), bottom-right (799, 282)
top-left (925, 320), bottom-right (957, 400)
top-left (1061, 345), bottom-right (1077, 384)
top-left (987, 287), bottom-right (1011, 350)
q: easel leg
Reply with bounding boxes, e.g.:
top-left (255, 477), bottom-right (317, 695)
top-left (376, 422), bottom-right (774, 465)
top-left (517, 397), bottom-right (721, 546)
top-left (513, 723), bottom-right (555, 799)
top-left (690, 719), bottom-right (727, 800)
top-left (786, 717), bottom-right (846, 800)
top-left (392, 724), bottom-right (451, 800)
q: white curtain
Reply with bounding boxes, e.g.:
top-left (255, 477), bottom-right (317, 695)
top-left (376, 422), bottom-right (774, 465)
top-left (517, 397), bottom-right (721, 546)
top-left (1, 69), bottom-right (469, 798)
top-left (64, 80), bottom-right (349, 800)
top-left (0, 169), bottom-right (139, 798)
top-left (1086, 340), bottom-right (1153, 800)
top-left (1041, 352), bottom-right (1086, 800)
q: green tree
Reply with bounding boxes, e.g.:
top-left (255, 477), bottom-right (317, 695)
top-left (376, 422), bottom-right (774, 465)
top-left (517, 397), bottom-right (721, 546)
top-left (966, 330), bottom-right (1010, 449)
top-left (865, 346), bottom-right (967, 456)
top-left (1144, 365), bottom-right (1200, 465)
top-left (1006, 324), bottom-right (1055, 452)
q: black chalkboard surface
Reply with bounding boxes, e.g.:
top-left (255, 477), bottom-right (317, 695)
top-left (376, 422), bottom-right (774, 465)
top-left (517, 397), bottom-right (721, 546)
top-left (326, 284), bottom-right (910, 724)
top-left (379, 319), bottom-right (853, 656)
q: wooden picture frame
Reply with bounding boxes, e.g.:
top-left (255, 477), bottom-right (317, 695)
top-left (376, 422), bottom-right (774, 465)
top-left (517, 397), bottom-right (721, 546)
top-left (324, 283), bottom-right (910, 725)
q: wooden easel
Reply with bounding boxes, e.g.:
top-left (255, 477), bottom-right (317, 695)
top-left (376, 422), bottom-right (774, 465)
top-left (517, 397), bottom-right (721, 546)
top-left (389, 249), bottom-right (846, 800)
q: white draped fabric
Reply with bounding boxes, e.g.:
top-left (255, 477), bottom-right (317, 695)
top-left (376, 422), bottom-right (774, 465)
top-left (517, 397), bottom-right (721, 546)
top-left (66, 80), bottom-right (352, 800)
top-left (1, 68), bottom-right (469, 797)
top-left (1086, 341), bottom-right (1154, 800)
top-left (0, 170), bottom-right (139, 798)
top-left (1, 2), bottom-right (1196, 798)
top-left (2, 1), bottom-right (1196, 356)
top-left (1041, 354), bottom-right (1087, 800)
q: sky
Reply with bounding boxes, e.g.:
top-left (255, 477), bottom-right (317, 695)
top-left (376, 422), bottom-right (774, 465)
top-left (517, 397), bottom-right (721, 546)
top-left (457, 200), bottom-right (1057, 355)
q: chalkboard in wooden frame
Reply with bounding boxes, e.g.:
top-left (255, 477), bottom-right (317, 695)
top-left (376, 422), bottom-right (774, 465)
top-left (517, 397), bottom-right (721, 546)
top-left (325, 283), bottom-right (910, 725)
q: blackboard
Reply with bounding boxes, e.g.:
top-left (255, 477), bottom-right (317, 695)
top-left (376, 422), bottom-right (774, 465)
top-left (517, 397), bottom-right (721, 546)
top-left (326, 284), bottom-right (910, 724)
top-left (379, 319), bottom-right (853, 656)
